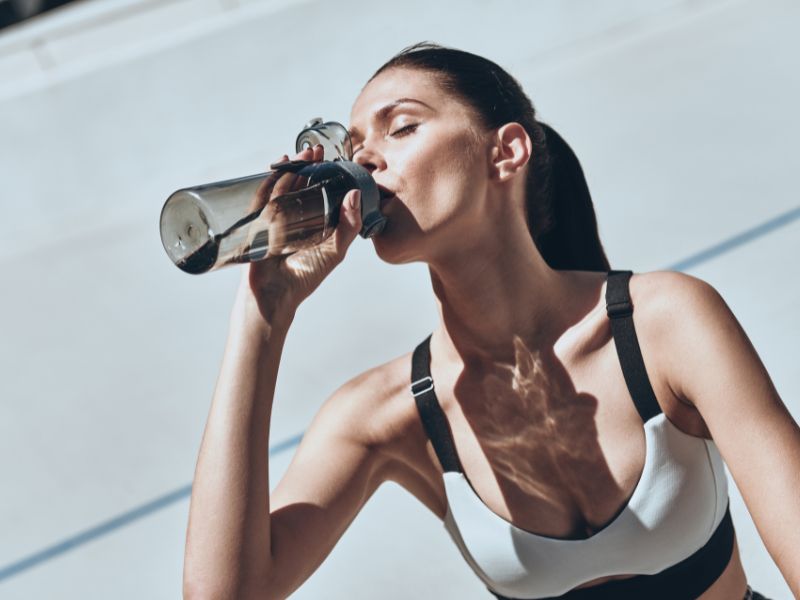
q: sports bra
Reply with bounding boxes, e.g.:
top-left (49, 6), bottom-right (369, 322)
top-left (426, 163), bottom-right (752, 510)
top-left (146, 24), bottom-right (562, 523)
top-left (409, 270), bottom-right (734, 600)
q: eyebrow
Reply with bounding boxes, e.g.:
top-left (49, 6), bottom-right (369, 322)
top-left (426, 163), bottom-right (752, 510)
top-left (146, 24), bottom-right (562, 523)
top-left (347, 97), bottom-right (434, 141)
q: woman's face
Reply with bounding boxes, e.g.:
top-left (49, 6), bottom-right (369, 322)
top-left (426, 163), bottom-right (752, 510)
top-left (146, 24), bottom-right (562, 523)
top-left (348, 67), bottom-right (492, 264)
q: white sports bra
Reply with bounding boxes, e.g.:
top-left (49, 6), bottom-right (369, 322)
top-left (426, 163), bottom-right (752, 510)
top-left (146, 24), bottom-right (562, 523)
top-left (409, 270), bottom-right (733, 599)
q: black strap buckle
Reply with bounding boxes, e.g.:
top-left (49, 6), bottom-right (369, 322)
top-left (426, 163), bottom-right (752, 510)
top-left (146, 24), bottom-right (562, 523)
top-left (606, 299), bottom-right (633, 319)
top-left (410, 376), bottom-right (434, 397)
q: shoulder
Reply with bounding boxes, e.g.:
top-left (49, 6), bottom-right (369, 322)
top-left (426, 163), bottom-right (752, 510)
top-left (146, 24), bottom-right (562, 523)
top-left (323, 348), bottom-right (445, 508)
top-left (625, 270), bottom-right (730, 347)
top-left (628, 269), bottom-right (723, 320)
top-left (319, 345), bottom-right (450, 518)
top-left (321, 349), bottom-right (422, 451)
top-left (627, 269), bottom-right (740, 407)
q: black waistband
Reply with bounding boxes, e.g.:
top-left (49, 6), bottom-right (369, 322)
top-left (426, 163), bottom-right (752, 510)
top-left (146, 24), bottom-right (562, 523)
top-left (489, 504), bottom-right (735, 600)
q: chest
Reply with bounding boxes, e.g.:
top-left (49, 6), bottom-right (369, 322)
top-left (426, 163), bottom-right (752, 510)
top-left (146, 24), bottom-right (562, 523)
top-left (441, 339), bottom-right (650, 537)
top-left (401, 325), bottom-right (705, 539)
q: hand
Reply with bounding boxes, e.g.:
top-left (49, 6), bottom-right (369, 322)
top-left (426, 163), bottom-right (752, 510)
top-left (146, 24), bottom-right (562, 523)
top-left (242, 145), bottom-right (363, 320)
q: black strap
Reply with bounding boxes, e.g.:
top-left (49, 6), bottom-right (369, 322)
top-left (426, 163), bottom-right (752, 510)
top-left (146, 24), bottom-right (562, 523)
top-left (411, 334), bottom-right (463, 473)
top-left (605, 270), bottom-right (662, 423)
top-left (489, 503), bottom-right (735, 600)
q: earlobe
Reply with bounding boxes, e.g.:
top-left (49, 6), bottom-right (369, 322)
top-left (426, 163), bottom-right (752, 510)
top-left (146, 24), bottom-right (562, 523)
top-left (492, 122), bottom-right (532, 181)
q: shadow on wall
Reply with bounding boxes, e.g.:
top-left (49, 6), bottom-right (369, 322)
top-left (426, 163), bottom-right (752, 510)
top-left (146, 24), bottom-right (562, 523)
top-left (0, 0), bottom-right (83, 32)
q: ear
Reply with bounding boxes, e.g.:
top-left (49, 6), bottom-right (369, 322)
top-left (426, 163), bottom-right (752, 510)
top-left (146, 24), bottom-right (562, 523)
top-left (490, 122), bottom-right (532, 182)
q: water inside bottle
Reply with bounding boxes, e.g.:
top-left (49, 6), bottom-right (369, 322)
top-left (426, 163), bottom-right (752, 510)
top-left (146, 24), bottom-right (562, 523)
top-left (176, 175), bottom-right (347, 274)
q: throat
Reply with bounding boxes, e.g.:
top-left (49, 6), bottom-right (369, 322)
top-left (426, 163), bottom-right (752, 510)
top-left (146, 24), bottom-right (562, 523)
top-left (430, 269), bottom-right (608, 367)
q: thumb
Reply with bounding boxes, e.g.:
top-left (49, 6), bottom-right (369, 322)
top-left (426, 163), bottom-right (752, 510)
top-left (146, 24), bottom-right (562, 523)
top-left (331, 189), bottom-right (363, 258)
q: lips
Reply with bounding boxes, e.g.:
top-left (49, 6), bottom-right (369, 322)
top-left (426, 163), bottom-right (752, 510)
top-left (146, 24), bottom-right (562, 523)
top-left (377, 184), bottom-right (397, 207)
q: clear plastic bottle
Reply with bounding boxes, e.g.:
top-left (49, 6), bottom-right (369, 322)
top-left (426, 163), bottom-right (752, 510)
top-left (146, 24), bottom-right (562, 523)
top-left (160, 160), bottom-right (385, 274)
top-left (159, 120), bottom-right (386, 275)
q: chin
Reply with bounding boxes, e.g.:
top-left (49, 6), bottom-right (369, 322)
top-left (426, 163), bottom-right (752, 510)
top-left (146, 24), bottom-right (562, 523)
top-left (370, 223), bottom-right (420, 265)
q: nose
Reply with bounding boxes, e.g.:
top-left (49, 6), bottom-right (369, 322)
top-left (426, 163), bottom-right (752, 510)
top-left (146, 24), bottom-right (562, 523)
top-left (353, 145), bottom-right (385, 173)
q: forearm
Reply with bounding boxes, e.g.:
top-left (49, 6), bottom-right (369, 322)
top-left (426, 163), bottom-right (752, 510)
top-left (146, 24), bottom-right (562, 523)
top-left (184, 281), bottom-right (296, 598)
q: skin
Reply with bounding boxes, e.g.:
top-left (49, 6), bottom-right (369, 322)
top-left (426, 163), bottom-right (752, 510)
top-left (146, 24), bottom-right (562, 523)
top-left (182, 67), bottom-right (800, 599)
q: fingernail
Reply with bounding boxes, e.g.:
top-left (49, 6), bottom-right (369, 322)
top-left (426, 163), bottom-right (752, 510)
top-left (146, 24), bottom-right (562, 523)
top-left (352, 190), bottom-right (361, 211)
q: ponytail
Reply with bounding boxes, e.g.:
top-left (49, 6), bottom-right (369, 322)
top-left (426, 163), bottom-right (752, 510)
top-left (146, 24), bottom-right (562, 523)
top-left (531, 123), bottom-right (610, 271)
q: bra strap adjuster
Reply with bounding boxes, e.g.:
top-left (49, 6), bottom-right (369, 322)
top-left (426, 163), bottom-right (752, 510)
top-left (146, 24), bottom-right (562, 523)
top-left (606, 299), bottom-right (633, 319)
top-left (411, 376), bottom-right (435, 397)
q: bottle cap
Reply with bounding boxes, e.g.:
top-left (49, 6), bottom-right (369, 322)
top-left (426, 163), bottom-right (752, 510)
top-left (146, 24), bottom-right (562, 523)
top-left (295, 119), bottom-right (353, 161)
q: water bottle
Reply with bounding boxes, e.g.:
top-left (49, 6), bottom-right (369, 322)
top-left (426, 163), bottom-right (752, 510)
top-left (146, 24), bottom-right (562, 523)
top-left (159, 120), bottom-right (387, 275)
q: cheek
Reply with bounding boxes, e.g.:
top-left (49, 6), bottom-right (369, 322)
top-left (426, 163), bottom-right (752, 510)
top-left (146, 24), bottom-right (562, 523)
top-left (430, 138), bottom-right (486, 202)
top-left (392, 128), bottom-right (486, 223)
top-left (401, 133), bottom-right (478, 193)
top-left (412, 167), bottom-right (480, 230)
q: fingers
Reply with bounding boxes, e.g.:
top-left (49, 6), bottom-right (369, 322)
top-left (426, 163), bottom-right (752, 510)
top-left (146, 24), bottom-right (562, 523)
top-left (251, 154), bottom-right (287, 212)
top-left (270, 148), bottom-right (310, 198)
top-left (292, 144), bottom-right (324, 165)
top-left (253, 145), bottom-right (328, 254)
top-left (331, 189), bottom-right (363, 259)
top-left (270, 144), bottom-right (325, 200)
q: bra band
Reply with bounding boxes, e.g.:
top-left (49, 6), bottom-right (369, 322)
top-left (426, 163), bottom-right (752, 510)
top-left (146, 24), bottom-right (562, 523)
top-left (489, 504), bottom-right (735, 600)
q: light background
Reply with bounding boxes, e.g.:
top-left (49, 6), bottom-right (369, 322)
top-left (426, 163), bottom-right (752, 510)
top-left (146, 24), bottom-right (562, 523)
top-left (0, 0), bottom-right (797, 598)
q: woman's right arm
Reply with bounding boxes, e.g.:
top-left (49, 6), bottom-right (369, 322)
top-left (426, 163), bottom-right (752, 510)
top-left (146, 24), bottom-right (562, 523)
top-left (183, 146), bottom-right (386, 599)
top-left (182, 280), bottom-right (291, 599)
top-left (183, 283), bottom-right (388, 600)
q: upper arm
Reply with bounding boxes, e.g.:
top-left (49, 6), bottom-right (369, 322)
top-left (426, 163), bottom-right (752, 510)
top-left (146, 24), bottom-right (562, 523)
top-left (266, 373), bottom-right (392, 599)
top-left (654, 271), bottom-right (800, 592)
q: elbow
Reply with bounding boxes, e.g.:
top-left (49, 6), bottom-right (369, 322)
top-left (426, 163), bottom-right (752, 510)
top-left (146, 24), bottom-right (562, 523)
top-left (182, 544), bottom-right (278, 599)
top-left (182, 575), bottom-right (228, 600)
top-left (182, 577), bottom-right (207, 600)
top-left (182, 562), bottom-right (222, 600)
top-left (183, 575), bottom-right (280, 600)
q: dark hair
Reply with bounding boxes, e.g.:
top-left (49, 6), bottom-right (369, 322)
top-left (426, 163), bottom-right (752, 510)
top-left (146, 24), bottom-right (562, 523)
top-left (370, 42), bottom-right (610, 272)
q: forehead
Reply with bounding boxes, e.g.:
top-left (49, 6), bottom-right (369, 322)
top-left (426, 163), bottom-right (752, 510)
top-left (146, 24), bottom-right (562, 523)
top-left (348, 67), bottom-right (466, 128)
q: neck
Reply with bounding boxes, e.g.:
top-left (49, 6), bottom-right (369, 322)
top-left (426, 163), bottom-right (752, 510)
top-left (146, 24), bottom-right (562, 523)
top-left (427, 220), bottom-right (601, 369)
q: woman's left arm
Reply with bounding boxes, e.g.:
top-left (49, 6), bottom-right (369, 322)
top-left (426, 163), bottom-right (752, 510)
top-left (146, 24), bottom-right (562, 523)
top-left (656, 272), bottom-right (800, 595)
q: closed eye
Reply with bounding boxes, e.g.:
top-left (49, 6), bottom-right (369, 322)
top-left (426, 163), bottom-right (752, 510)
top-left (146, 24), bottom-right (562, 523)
top-left (390, 123), bottom-right (418, 137)
top-left (351, 123), bottom-right (419, 157)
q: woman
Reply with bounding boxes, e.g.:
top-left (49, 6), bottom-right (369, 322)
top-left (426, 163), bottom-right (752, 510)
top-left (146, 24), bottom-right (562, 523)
top-left (182, 43), bottom-right (799, 599)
